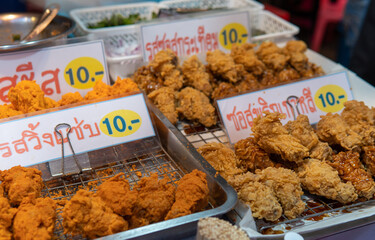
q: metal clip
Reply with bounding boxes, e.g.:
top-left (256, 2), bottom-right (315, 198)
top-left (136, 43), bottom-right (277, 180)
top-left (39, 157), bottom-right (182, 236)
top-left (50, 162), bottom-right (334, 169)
top-left (286, 95), bottom-right (301, 121)
top-left (54, 123), bottom-right (83, 176)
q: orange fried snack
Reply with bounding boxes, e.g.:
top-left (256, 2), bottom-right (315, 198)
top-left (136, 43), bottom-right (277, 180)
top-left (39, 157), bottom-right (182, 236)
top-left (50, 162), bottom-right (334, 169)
top-left (165, 169), bottom-right (209, 220)
top-left (230, 43), bottom-right (266, 76)
top-left (176, 87), bottom-right (217, 127)
top-left (84, 80), bottom-right (112, 100)
top-left (297, 158), bottom-right (358, 204)
top-left (58, 92), bottom-right (83, 106)
top-left (206, 49), bottom-right (238, 83)
top-left (96, 172), bottom-right (138, 216)
top-left (13, 197), bottom-right (56, 240)
top-left (0, 166), bottom-right (44, 206)
top-left (62, 189), bottom-right (128, 239)
top-left (0, 197), bottom-right (17, 240)
top-left (181, 55), bottom-right (212, 96)
top-left (148, 87), bottom-right (178, 125)
top-left (198, 142), bottom-right (244, 180)
top-left (330, 151), bottom-right (375, 199)
top-left (0, 104), bottom-right (22, 119)
top-left (257, 167), bottom-right (305, 219)
top-left (8, 80), bottom-right (50, 113)
top-left (130, 174), bottom-right (175, 228)
top-left (109, 76), bottom-right (139, 96)
top-left (252, 112), bottom-right (309, 163)
top-left (362, 146), bottom-right (375, 176)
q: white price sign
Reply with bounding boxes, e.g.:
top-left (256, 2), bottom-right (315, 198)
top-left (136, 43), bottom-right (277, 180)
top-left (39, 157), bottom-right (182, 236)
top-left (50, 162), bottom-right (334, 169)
top-left (0, 93), bottom-right (155, 170)
top-left (0, 40), bottom-right (109, 104)
top-left (217, 72), bottom-right (353, 144)
top-left (140, 10), bottom-right (250, 61)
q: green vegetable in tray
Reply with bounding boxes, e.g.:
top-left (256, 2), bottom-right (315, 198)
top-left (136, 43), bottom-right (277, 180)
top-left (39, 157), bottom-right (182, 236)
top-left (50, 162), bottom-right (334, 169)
top-left (88, 13), bottom-right (156, 29)
top-left (12, 34), bottom-right (21, 41)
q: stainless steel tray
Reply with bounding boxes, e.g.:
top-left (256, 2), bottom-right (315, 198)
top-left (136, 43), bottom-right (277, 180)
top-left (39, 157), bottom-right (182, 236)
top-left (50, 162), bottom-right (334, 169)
top-left (30, 99), bottom-right (237, 240)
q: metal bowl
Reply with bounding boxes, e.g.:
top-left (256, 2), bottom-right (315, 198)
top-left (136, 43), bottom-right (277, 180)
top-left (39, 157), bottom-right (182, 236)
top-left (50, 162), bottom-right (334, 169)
top-left (0, 13), bottom-right (75, 52)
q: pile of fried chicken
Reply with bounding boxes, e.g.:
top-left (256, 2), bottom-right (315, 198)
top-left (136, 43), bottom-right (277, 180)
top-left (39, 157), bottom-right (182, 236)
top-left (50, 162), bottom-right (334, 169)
top-left (0, 166), bottom-right (209, 239)
top-left (0, 76), bottom-right (139, 120)
top-left (133, 40), bottom-right (324, 127)
top-left (198, 100), bottom-right (375, 222)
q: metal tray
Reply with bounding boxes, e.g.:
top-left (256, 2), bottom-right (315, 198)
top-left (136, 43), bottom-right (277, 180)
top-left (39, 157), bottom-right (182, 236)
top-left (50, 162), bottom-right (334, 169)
top-left (29, 99), bottom-right (237, 240)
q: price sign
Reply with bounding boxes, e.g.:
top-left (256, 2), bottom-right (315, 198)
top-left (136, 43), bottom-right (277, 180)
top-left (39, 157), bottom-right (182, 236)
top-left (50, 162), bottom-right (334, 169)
top-left (0, 40), bottom-right (109, 104)
top-left (0, 93), bottom-right (155, 170)
top-left (140, 10), bottom-right (250, 61)
top-left (216, 72), bottom-right (353, 144)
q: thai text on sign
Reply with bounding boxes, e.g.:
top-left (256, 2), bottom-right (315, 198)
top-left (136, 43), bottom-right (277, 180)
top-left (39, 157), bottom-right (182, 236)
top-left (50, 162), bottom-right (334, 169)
top-left (216, 72), bottom-right (353, 144)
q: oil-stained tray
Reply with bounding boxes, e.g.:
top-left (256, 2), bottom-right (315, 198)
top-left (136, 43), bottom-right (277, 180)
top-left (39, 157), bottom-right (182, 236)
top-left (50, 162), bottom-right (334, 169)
top-left (28, 100), bottom-right (237, 240)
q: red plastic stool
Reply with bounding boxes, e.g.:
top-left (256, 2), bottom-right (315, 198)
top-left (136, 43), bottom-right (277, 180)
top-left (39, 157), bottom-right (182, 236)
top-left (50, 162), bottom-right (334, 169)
top-left (311, 0), bottom-right (348, 52)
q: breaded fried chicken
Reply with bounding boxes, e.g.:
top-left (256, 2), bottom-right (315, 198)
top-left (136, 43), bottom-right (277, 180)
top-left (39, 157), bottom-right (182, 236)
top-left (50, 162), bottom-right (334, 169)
top-left (362, 146), bottom-right (375, 176)
top-left (0, 166), bottom-right (44, 206)
top-left (176, 87), bottom-right (216, 127)
top-left (181, 55), bottom-right (212, 96)
top-left (206, 50), bottom-right (238, 83)
top-left (0, 197), bottom-right (17, 240)
top-left (230, 43), bottom-right (266, 76)
top-left (148, 87), bottom-right (178, 125)
top-left (132, 66), bottom-right (163, 94)
top-left (165, 169), bottom-right (209, 220)
top-left (297, 158), bottom-right (358, 204)
top-left (96, 172), bottom-right (138, 216)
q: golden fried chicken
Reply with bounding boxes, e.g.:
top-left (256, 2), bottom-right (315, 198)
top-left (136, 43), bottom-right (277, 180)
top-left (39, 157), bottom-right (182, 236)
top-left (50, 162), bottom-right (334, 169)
top-left (234, 137), bottom-right (278, 172)
top-left (130, 174), bottom-right (175, 228)
top-left (165, 169), bottom-right (209, 220)
top-left (13, 197), bottom-right (56, 240)
top-left (132, 66), bottom-right (163, 94)
top-left (96, 172), bottom-right (138, 216)
top-left (176, 87), bottom-right (216, 127)
top-left (277, 67), bottom-right (301, 82)
top-left (211, 82), bottom-right (239, 100)
top-left (259, 69), bottom-right (278, 86)
top-left (0, 104), bottom-right (22, 119)
top-left (181, 55), bottom-right (212, 96)
top-left (262, 53), bottom-right (290, 71)
top-left (330, 151), bottom-right (375, 199)
top-left (84, 80), bottom-right (112, 100)
top-left (0, 166), bottom-right (44, 206)
top-left (299, 62), bottom-right (325, 78)
top-left (58, 92), bottom-right (83, 106)
top-left (206, 49), bottom-right (238, 83)
top-left (230, 43), bottom-right (266, 76)
top-left (283, 40), bottom-right (308, 53)
top-left (62, 189), bottom-right (128, 238)
top-left (362, 146), bottom-right (375, 176)
top-left (197, 142), bottom-right (244, 180)
top-left (235, 71), bottom-right (261, 93)
top-left (0, 197), bottom-right (17, 240)
top-left (8, 80), bottom-right (49, 113)
top-left (341, 100), bottom-right (375, 146)
top-left (257, 167), bottom-right (305, 219)
top-left (149, 49), bottom-right (184, 91)
top-left (252, 112), bottom-right (309, 163)
top-left (288, 52), bottom-right (308, 73)
top-left (109, 76), bottom-right (140, 96)
top-left (227, 172), bottom-right (282, 222)
top-left (148, 87), bottom-right (178, 125)
top-left (316, 113), bottom-right (362, 152)
top-left (297, 158), bottom-right (358, 204)
top-left (285, 115), bottom-right (332, 161)
top-left (256, 41), bottom-right (281, 60)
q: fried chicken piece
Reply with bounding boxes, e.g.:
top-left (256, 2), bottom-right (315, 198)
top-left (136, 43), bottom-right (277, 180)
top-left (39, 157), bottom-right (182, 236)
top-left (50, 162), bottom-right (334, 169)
top-left (149, 49), bottom-right (184, 91)
top-left (132, 66), bottom-right (163, 94)
top-left (289, 52), bottom-right (308, 72)
top-left (341, 100), bottom-right (375, 146)
top-left (234, 137), bottom-right (278, 172)
top-left (58, 92), bottom-right (83, 106)
top-left (8, 80), bottom-right (49, 113)
top-left (362, 146), bottom-right (375, 176)
top-left (165, 169), bottom-right (209, 220)
top-left (148, 87), bottom-right (178, 125)
top-left (316, 113), bottom-right (362, 152)
top-left (285, 115), bottom-right (333, 161)
top-left (110, 76), bottom-right (140, 96)
top-left (230, 43), bottom-right (266, 76)
top-left (181, 55), bottom-right (212, 96)
top-left (176, 87), bottom-right (216, 127)
top-left (0, 104), bottom-right (22, 119)
top-left (206, 50), bottom-right (238, 83)
top-left (0, 197), bottom-right (17, 240)
top-left (299, 62), bottom-right (325, 78)
top-left (130, 174), bottom-right (175, 228)
top-left (227, 172), bottom-right (282, 222)
top-left (84, 80), bottom-right (112, 100)
top-left (13, 197), bottom-right (56, 240)
top-left (252, 112), bottom-right (309, 163)
top-left (330, 151), bottom-right (375, 199)
top-left (198, 142), bottom-right (244, 180)
top-left (262, 53), bottom-right (290, 71)
top-left (211, 82), bottom-right (239, 100)
top-left (0, 166), bottom-right (44, 206)
top-left (256, 41), bottom-right (281, 60)
top-left (277, 67), bottom-right (301, 82)
top-left (62, 189), bottom-right (128, 238)
top-left (284, 40), bottom-right (308, 53)
top-left (235, 71), bottom-right (261, 93)
top-left (96, 172), bottom-right (138, 216)
top-left (297, 158), bottom-right (358, 204)
top-left (259, 69), bottom-right (278, 86)
top-left (257, 167), bottom-right (305, 219)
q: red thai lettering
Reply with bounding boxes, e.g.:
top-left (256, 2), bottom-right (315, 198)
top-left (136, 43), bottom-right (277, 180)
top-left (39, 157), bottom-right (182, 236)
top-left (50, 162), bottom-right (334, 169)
top-left (41, 68), bottom-right (61, 95)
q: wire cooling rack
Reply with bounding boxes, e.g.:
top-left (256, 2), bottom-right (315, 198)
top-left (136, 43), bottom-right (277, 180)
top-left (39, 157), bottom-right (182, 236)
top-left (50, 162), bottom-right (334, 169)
top-left (37, 137), bottom-right (214, 239)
